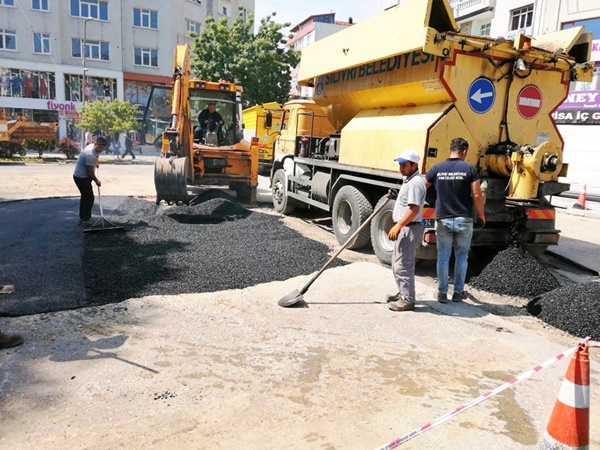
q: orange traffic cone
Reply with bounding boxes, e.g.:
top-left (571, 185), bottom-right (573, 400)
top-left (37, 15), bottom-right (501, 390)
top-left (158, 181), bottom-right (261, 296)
top-left (540, 343), bottom-right (590, 449)
top-left (573, 185), bottom-right (587, 210)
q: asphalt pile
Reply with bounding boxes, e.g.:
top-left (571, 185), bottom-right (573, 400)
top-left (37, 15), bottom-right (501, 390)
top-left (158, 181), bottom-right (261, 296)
top-left (527, 282), bottom-right (600, 339)
top-left (166, 191), bottom-right (249, 224)
top-left (82, 192), bottom-right (345, 305)
top-left (469, 247), bottom-right (561, 298)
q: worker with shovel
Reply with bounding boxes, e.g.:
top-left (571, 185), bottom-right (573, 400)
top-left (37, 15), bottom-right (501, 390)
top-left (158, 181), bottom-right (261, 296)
top-left (73, 136), bottom-right (106, 226)
top-left (387, 149), bottom-right (427, 312)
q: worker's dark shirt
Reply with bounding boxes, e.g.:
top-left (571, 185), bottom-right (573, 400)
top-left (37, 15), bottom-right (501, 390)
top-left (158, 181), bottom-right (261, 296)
top-left (425, 158), bottom-right (479, 220)
top-left (198, 109), bottom-right (223, 129)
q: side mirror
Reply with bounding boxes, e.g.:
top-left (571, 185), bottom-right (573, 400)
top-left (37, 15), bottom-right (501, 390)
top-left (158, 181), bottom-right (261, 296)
top-left (265, 111), bottom-right (273, 129)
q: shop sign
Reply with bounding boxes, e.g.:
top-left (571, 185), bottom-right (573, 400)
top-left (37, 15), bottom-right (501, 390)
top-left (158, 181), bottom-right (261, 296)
top-left (560, 90), bottom-right (600, 109)
top-left (552, 109), bottom-right (600, 125)
top-left (66, 111), bottom-right (81, 120)
top-left (46, 100), bottom-right (77, 112)
top-left (592, 39), bottom-right (600, 62)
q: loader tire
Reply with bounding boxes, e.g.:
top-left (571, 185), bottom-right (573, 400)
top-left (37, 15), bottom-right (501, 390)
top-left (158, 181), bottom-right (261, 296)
top-left (332, 185), bottom-right (373, 250)
top-left (272, 169), bottom-right (295, 214)
top-left (370, 195), bottom-right (396, 265)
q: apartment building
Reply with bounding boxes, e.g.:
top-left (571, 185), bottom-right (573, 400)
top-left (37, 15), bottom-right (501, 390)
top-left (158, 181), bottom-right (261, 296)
top-left (286, 13), bottom-right (353, 98)
top-left (0, 0), bottom-right (254, 139)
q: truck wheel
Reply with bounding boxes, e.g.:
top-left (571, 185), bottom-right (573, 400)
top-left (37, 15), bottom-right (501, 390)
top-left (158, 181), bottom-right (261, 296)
top-left (370, 195), bottom-right (395, 264)
top-left (272, 169), bottom-right (295, 214)
top-left (332, 185), bottom-right (373, 250)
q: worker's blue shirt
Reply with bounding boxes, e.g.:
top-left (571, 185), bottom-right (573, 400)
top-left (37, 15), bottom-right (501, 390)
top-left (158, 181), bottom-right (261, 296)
top-left (425, 158), bottom-right (479, 220)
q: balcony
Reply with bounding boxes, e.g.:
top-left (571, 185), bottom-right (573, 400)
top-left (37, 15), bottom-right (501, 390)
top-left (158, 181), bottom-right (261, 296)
top-left (449, 0), bottom-right (495, 21)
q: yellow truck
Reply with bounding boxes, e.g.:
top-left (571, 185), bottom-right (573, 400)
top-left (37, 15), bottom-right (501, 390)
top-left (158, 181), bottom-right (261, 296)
top-left (270, 0), bottom-right (594, 263)
top-left (0, 116), bottom-right (58, 157)
top-left (242, 102), bottom-right (283, 174)
top-left (150, 44), bottom-right (259, 204)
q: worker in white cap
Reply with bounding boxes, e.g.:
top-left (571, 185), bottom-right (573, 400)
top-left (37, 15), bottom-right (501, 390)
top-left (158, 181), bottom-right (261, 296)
top-left (387, 149), bottom-right (426, 312)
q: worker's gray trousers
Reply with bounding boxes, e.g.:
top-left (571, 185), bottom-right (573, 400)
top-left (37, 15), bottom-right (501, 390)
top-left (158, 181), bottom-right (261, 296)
top-left (392, 223), bottom-right (424, 304)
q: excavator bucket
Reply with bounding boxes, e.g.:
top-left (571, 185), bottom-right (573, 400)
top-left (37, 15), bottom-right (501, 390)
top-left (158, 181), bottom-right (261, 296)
top-left (154, 156), bottom-right (190, 205)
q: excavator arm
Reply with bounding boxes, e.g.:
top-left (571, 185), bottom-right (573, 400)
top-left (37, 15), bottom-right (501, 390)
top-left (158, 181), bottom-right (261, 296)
top-left (154, 44), bottom-right (193, 204)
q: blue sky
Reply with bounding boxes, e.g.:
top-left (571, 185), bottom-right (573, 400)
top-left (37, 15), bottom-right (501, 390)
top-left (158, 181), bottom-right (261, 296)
top-left (253, 0), bottom-right (384, 33)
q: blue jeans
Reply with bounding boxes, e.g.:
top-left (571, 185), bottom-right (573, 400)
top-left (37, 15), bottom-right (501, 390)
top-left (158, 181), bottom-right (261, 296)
top-left (436, 217), bottom-right (473, 294)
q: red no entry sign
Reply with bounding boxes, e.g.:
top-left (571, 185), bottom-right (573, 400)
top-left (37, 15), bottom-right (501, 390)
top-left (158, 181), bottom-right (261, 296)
top-left (517, 85), bottom-right (543, 119)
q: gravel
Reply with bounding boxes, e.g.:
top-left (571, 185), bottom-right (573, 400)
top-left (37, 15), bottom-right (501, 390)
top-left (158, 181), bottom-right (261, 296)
top-left (527, 282), bottom-right (600, 338)
top-left (469, 247), bottom-right (561, 298)
top-left (82, 192), bottom-right (345, 306)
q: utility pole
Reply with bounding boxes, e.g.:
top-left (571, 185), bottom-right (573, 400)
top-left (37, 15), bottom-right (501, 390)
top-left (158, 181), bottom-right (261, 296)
top-left (81, 16), bottom-right (94, 149)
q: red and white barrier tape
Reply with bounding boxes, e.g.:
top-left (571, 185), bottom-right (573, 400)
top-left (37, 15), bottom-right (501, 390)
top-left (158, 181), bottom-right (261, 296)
top-left (373, 337), bottom-right (592, 450)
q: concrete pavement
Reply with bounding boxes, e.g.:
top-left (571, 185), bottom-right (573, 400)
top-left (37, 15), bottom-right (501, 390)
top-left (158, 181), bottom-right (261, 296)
top-left (1, 262), bottom-right (598, 449)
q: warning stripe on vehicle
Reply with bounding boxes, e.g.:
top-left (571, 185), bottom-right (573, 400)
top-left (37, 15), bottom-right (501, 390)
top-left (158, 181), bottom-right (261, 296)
top-left (422, 208), bottom-right (435, 219)
top-left (526, 209), bottom-right (555, 220)
top-left (421, 208), bottom-right (554, 220)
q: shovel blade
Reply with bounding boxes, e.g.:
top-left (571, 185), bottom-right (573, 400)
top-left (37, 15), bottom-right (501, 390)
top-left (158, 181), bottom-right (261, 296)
top-left (278, 289), bottom-right (304, 307)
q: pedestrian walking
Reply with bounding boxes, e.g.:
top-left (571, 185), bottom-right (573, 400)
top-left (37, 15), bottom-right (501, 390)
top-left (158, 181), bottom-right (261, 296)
top-left (387, 149), bottom-right (427, 312)
top-left (84, 130), bottom-right (93, 145)
top-left (120, 133), bottom-right (136, 160)
top-left (73, 136), bottom-right (106, 225)
top-left (424, 137), bottom-right (485, 303)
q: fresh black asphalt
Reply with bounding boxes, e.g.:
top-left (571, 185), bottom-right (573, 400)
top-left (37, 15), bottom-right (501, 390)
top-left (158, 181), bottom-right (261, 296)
top-left (0, 193), bottom-right (344, 316)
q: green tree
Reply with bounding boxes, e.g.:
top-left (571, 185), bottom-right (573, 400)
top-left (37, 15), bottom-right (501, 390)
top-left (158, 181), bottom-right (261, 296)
top-left (79, 99), bottom-right (140, 136)
top-left (191, 9), bottom-right (299, 106)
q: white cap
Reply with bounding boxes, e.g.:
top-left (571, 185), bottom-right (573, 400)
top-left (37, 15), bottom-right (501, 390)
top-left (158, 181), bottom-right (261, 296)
top-left (394, 149), bottom-right (420, 164)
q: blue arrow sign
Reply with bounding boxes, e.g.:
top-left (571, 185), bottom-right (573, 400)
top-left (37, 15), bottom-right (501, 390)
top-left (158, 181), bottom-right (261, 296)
top-left (468, 78), bottom-right (495, 114)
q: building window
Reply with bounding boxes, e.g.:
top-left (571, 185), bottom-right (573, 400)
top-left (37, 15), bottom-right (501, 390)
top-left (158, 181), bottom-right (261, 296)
top-left (70, 0), bottom-right (108, 21)
top-left (33, 32), bottom-right (51, 54)
top-left (222, 6), bottom-right (227, 16)
top-left (510, 5), bottom-right (533, 31)
top-left (65, 73), bottom-right (117, 102)
top-left (71, 38), bottom-right (109, 61)
top-left (187, 19), bottom-right (201, 35)
top-left (562, 18), bottom-right (600, 38)
top-left (1, 68), bottom-right (56, 99)
top-left (0, 29), bottom-right (17, 51)
top-left (32, 0), bottom-right (48, 10)
top-left (134, 47), bottom-right (158, 67)
top-left (133, 8), bottom-right (158, 29)
top-left (480, 23), bottom-right (491, 36)
top-left (0, 0), bottom-right (15, 6)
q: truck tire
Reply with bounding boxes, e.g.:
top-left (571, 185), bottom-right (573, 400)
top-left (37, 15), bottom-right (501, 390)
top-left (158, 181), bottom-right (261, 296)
top-left (370, 195), bottom-right (395, 265)
top-left (272, 169), bottom-right (295, 214)
top-left (332, 185), bottom-right (373, 250)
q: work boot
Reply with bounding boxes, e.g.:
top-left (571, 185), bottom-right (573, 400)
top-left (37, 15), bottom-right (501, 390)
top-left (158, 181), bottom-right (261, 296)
top-left (0, 332), bottom-right (24, 349)
top-left (388, 298), bottom-right (415, 312)
top-left (437, 291), bottom-right (448, 303)
top-left (385, 292), bottom-right (402, 303)
top-left (452, 291), bottom-right (464, 303)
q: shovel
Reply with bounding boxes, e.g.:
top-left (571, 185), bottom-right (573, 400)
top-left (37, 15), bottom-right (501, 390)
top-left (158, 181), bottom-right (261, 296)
top-left (278, 190), bottom-right (396, 307)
